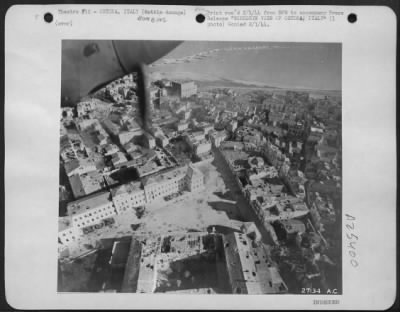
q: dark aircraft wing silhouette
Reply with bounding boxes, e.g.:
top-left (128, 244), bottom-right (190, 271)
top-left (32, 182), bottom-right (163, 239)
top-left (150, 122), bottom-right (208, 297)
top-left (61, 40), bottom-right (181, 130)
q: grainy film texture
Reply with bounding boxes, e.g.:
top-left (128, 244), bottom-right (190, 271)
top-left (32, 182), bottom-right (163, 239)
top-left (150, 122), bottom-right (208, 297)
top-left (58, 41), bottom-right (342, 294)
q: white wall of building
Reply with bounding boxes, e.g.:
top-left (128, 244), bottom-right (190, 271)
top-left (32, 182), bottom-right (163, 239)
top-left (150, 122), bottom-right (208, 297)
top-left (70, 202), bottom-right (117, 228)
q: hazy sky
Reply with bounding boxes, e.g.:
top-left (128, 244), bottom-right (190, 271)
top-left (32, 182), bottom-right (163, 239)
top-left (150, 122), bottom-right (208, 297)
top-left (151, 41), bottom-right (341, 91)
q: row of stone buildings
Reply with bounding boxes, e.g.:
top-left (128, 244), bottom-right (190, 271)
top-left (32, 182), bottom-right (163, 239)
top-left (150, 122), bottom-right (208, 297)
top-left (59, 165), bottom-right (204, 247)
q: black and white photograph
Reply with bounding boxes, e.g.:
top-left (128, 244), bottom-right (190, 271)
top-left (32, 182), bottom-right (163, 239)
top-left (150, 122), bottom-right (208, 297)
top-left (4, 4), bottom-right (397, 310)
top-left (58, 40), bottom-right (342, 294)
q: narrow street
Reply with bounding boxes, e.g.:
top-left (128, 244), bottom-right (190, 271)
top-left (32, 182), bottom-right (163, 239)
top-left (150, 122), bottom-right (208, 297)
top-left (211, 146), bottom-right (274, 245)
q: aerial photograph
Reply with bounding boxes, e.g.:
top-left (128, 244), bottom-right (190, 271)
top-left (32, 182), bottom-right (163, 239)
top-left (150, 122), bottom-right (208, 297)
top-left (58, 40), bottom-right (342, 294)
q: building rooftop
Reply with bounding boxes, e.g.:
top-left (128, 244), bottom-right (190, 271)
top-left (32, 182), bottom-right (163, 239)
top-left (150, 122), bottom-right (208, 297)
top-left (111, 151), bottom-right (128, 164)
top-left (58, 216), bottom-right (73, 232)
top-left (144, 132), bottom-right (155, 140)
top-left (121, 238), bottom-right (144, 293)
top-left (221, 150), bottom-right (250, 168)
top-left (186, 165), bottom-right (203, 179)
top-left (316, 144), bottom-right (338, 153)
top-left (122, 233), bottom-right (223, 294)
top-left (136, 159), bottom-right (165, 177)
top-left (123, 142), bottom-right (139, 153)
top-left (220, 141), bottom-right (245, 150)
top-left (280, 219), bottom-right (306, 234)
top-left (68, 171), bottom-right (105, 198)
top-left (111, 181), bottom-right (144, 197)
top-left (224, 232), bottom-right (287, 294)
top-left (102, 119), bottom-right (121, 135)
top-left (197, 138), bottom-right (210, 145)
top-left (64, 159), bottom-right (80, 175)
top-left (142, 166), bottom-right (188, 186)
top-left (212, 130), bottom-right (228, 138)
top-left (67, 191), bottom-right (112, 216)
top-left (247, 182), bottom-right (284, 197)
